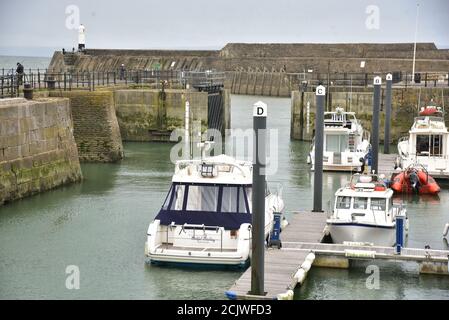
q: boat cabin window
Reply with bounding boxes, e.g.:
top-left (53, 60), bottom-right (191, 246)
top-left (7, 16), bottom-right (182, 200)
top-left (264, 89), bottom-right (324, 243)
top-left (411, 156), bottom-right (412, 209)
top-left (326, 134), bottom-right (348, 153)
top-left (370, 198), bottom-right (386, 211)
top-left (336, 196), bottom-right (351, 209)
top-left (163, 183), bottom-right (251, 213)
top-left (186, 185), bottom-right (219, 212)
top-left (416, 134), bottom-right (443, 156)
top-left (222, 186), bottom-right (248, 213)
top-left (353, 197), bottom-right (368, 210)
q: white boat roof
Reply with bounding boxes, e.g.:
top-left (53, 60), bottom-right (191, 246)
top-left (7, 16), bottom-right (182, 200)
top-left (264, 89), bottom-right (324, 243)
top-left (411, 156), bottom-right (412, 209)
top-left (410, 116), bottom-right (448, 133)
top-left (335, 185), bottom-right (393, 198)
top-left (172, 154), bottom-right (253, 185)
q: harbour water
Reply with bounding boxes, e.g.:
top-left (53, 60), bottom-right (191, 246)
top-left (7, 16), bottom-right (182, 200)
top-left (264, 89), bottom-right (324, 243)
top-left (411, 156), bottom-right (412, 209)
top-left (1, 93), bottom-right (449, 299)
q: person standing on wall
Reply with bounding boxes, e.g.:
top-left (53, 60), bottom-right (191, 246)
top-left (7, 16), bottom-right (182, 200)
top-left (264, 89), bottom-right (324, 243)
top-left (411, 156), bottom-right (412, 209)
top-left (78, 24), bottom-right (86, 52)
top-left (16, 62), bottom-right (24, 85)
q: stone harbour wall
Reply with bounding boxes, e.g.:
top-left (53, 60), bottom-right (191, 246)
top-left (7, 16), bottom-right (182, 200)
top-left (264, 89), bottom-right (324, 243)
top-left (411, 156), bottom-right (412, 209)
top-left (114, 89), bottom-right (209, 142)
top-left (49, 91), bottom-right (124, 162)
top-left (0, 97), bottom-right (82, 205)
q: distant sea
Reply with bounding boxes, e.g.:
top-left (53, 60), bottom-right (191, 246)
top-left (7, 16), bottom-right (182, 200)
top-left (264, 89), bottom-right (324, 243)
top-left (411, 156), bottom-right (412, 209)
top-left (0, 56), bottom-right (52, 72)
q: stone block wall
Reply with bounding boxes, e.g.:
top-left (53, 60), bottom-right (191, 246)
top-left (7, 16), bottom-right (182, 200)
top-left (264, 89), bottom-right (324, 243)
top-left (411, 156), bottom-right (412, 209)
top-left (0, 97), bottom-right (82, 205)
top-left (49, 91), bottom-right (124, 162)
top-left (114, 89), bottom-right (209, 142)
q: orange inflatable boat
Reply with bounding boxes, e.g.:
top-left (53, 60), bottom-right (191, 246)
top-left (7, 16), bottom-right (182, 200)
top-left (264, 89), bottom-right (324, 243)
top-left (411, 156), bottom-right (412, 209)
top-left (391, 166), bottom-right (440, 195)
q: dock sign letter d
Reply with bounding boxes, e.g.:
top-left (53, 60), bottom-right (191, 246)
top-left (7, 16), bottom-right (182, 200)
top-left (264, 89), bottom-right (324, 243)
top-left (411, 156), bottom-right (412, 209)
top-left (253, 101), bottom-right (267, 117)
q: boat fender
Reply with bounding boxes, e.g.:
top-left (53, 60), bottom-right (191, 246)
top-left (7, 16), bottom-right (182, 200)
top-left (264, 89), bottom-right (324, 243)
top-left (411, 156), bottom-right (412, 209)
top-left (225, 291), bottom-right (237, 300)
top-left (281, 218), bottom-right (289, 229)
top-left (345, 249), bottom-right (376, 258)
top-left (277, 290), bottom-right (294, 300)
top-left (301, 260), bottom-right (312, 273)
top-left (144, 241), bottom-right (149, 256)
top-left (305, 252), bottom-right (316, 263)
top-left (294, 268), bottom-right (306, 284)
top-left (443, 223), bottom-right (449, 238)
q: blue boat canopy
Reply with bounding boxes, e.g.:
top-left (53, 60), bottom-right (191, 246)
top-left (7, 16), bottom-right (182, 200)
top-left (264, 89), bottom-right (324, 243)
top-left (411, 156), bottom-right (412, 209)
top-left (154, 183), bottom-right (253, 230)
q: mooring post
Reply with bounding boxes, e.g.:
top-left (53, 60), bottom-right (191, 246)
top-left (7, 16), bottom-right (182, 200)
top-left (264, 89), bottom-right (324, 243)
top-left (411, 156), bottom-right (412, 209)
top-left (251, 101), bottom-right (267, 296)
top-left (396, 214), bottom-right (405, 254)
top-left (313, 85), bottom-right (325, 212)
top-left (371, 76), bottom-right (381, 174)
top-left (384, 74), bottom-right (392, 154)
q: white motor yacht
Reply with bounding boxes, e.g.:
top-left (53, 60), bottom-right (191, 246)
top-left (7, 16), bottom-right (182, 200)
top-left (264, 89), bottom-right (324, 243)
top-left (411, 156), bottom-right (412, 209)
top-left (145, 154), bottom-right (285, 267)
top-left (308, 107), bottom-right (370, 172)
top-left (326, 174), bottom-right (408, 247)
top-left (397, 102), bottom-right (449, 179)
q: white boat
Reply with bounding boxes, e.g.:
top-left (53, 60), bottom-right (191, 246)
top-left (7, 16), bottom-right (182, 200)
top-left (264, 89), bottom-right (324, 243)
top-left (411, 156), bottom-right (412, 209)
top-left (308, 107), bottom-right (370, 172)
top-left (397, 102), bottom-right (449, 179)
top-left (145, 154), bottom-right (285, 267)
top-left (326, 174), bottom-right (408, 247)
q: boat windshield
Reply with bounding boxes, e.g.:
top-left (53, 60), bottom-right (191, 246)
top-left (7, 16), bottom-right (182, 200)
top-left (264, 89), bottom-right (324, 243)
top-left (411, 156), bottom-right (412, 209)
top-left (326, 134), bottom-right (348, 153)
top-left (416, 134), bottom-right (443, 156)
top-left (162, 183), bottom-right (251, 213)
top-left (335, 196), bottom-right (387, 213)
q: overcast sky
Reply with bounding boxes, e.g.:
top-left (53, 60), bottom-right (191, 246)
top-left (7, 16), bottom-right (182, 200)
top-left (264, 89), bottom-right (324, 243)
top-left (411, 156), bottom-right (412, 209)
top-left (1, 0), bottom-right (448, 56)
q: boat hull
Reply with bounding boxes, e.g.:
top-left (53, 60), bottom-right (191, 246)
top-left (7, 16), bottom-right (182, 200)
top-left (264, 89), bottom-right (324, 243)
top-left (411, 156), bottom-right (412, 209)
top-left (327, 222), bottom-right (396, 247)
top-left (146, 246), bottom-right (250, 268)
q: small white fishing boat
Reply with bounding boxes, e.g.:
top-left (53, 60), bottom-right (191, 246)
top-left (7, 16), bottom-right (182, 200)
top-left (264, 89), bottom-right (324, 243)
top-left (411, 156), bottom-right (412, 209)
top-left (326, 174), bottom-right (408, 247)
top-left (308, 107), bottom-right (370, 172)
top-left (145, 154), bottom-right (285, 267)
top-left (397, 102), bottom-right (449, 179)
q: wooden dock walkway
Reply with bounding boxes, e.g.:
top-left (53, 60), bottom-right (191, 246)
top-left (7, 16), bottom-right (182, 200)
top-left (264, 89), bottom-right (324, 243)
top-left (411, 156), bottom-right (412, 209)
top-left (226, 209), bottom-right (449, 300)
top-left (226, 211), bottom-right (327, 300)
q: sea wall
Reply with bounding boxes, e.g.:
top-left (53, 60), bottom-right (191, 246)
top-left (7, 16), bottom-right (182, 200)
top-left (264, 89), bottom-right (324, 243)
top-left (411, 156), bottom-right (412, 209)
top-left (0, 97), bottom-right (82, 205)
top-left (49, 43), bottom-right (449, 75)
top-left (291, 87), bottom-right (449, 142)
top-left (48, 91), bottom-right (124, 162)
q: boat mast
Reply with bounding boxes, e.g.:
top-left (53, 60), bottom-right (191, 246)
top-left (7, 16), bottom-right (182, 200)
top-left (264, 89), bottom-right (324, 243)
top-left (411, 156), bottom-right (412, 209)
top-left (185, 100), bottom-right (191, 159)
top-left (411, 3), bottom-right (420, 83)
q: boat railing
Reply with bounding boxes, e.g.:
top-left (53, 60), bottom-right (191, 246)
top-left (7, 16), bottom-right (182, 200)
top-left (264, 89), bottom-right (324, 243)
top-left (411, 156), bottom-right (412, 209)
top-left (164, 223), bottom-right (225, 252)
top-left (362, 130), bottom-right (370, 142)
top-left (391, 204), bottom-right (405, 218)
top-left (175, 159), bottom-right (249, 178)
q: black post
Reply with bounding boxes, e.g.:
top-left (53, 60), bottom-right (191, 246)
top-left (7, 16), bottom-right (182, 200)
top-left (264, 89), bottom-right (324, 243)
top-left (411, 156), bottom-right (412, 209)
top-left (313, 85), bottom-right (325, 212)
top-left (250, 101), bottom-right (267, 296)
top-left (372, 76), bottom-right (382, 173)
top-left (384, 74), bottom-right (392, 154)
